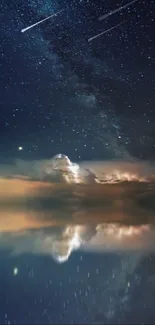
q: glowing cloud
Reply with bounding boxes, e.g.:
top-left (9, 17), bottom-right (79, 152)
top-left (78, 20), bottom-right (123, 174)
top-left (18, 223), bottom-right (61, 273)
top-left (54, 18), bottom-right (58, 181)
top-left (0, 154), bottom-right (155, 262)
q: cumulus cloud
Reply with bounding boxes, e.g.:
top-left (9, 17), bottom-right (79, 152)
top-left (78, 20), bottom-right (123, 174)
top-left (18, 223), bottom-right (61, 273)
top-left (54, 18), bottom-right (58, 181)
top-left (0, 154), bottom-right (155, 262)
top-left (0, 226), bottom-right (84, 263)
top-left (83, 224), bottom-right (155, 252)
top-left (0, 223), bottom-right (155, 264)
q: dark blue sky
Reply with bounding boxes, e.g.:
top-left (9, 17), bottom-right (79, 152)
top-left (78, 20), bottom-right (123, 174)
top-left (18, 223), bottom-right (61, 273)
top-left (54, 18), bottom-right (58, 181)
top-left (1, 0), bottom-right (155, 162)
top-left (1, 0), bottom-right (155, 323)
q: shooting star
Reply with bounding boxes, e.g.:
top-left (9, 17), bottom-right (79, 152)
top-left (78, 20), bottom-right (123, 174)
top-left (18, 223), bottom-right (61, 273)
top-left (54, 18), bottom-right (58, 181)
top-left (88, 21), bottom-right (126, 42)
top-left (21, 9), bottom-right (65, 33)
top-left (99, 0), bottom-right (138, 21)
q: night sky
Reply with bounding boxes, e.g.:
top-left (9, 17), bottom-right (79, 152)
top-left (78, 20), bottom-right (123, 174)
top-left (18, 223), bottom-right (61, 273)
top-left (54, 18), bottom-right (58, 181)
top-left (1, 0), bottom-right (155, 162)
top-left (1, 0), bottom-right (155, 324)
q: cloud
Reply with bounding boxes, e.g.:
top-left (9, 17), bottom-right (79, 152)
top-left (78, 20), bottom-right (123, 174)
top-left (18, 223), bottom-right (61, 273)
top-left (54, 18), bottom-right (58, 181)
top-left (0, 223), bottom-right (155, 264)
top-left (0, 154), bottom-right (155, 262)
top-left (1, 154), bottom-right (155, 229)
top-left (83, 224), bottom-right (155, 252)
top-left (0, 226), bottom-right (84, 263)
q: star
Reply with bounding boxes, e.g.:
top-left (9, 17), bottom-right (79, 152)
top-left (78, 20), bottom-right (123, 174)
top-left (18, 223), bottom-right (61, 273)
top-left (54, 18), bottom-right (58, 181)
top-left (13, 267), bottom-right (19, 276)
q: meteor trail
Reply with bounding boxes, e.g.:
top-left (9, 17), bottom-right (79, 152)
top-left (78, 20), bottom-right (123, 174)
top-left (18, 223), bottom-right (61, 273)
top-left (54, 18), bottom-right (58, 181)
top-left (21, 9), bottom-right (64, 33)
top-left (99, 0), bottom-right (138, 21)
top-left (88, 21), bottom-right (126, 42)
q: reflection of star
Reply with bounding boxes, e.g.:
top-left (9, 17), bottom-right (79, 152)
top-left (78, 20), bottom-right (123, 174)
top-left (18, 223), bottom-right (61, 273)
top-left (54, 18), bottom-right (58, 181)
top-left (13, 267), bottom-right (19, 276)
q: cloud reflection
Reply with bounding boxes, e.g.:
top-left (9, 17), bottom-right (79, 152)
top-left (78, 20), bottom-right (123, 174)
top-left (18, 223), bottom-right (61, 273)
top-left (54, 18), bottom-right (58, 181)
top-left (0, 154), bottom-right (155, 262)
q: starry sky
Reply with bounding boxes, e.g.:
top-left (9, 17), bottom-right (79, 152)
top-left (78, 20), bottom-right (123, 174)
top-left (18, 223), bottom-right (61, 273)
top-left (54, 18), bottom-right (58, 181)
top-left (1, 0), bottom-right (155, 162)
top-left (1, 0), bottom-right (155, 324)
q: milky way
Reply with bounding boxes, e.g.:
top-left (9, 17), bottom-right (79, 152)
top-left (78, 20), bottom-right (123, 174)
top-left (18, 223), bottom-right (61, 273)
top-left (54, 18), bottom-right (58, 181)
top-left (0, 0), bottom-right (155, 161)
top-left (1, 1), bottom-right (155, 324)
